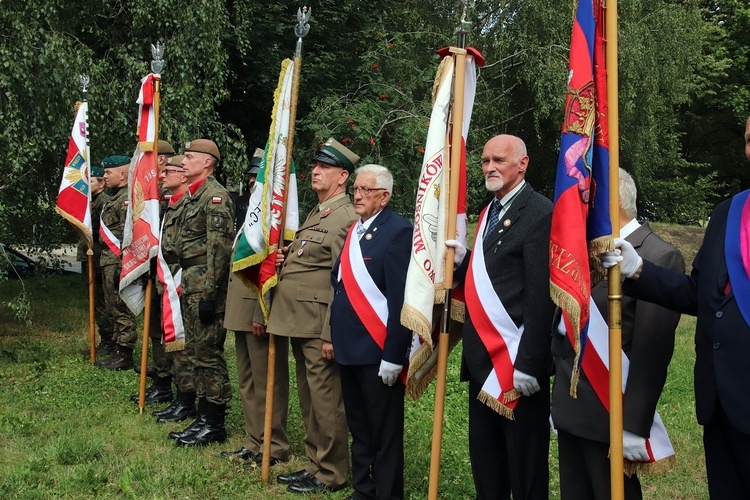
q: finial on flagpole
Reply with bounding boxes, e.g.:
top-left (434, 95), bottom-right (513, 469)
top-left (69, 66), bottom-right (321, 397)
top-left (151, 42), bottom-right (164, 74)
top-left (79, 74), bottom-right (90, 101)
top-left (294, 6), bottom-right (312, 57)
top-left (456, 3), bottom-right (471, 49)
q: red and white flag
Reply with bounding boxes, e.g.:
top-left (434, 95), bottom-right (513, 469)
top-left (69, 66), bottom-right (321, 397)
top-left (400, 48), bottom-right (483, 398)
top-left (55, 101), bottom-right (92, 244)
top-left (120, 73), bottom-right (161, 314)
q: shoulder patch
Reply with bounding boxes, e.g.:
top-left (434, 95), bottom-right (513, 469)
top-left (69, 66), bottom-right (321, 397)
top-left (212, 196), bottom-right (223, 204)
top-left (210, 213), bottom-right (226, 229)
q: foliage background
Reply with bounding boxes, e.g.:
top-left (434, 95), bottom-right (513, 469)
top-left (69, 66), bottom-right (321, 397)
top-left (2, 0), bottom-right (749, 246)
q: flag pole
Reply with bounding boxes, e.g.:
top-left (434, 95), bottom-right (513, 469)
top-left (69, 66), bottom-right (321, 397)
top-left (80, 74), bottom-right (97, 364)
top-left (428, 15), bottom-right (470, 500)
top-left (139, 43), bottom-right (164, 414)
top-left (605, 0), bottom-right (624, 497)
top-left (261, 8), bottom-right (310, 483)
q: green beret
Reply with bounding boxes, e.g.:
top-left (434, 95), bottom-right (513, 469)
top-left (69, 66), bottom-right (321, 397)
top-left (101, 155), bottom-right (131, 169)
top-left (313, 138), bottom-right (359, 173)
top-left (184, 138), bottom-right (220, 162)
top-left (167, 155), bottom-right (185, 168)
top-left (90, 165), bottom-right (105, 178)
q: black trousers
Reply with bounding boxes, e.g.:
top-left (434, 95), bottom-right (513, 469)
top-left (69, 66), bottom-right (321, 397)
top-left (339, 363), bottom-right (404, 500)
top-left (557, 428), bottom-right (642, 500)
top-left (468, 378), bottom-right (550, 500)
top-left (704, 397), bottom-right (750, 499)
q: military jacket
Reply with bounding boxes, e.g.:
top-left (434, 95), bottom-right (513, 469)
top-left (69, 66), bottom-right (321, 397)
top-left (176, 176), bottom-right (234, 307)
top-left (156, 190), bottom-right (188, 296)
top-left (267, 192), bottom-right (357, 339)
top-left (99, 186), bottom-right (128, 267)
top-left (77, 190), bottom-right (110, 262)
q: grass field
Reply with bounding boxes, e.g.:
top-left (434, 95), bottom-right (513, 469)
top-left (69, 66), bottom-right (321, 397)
top-left (0, 224), bottom-right (709, 498)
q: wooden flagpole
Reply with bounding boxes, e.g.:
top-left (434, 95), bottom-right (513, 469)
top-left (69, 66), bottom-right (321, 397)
top-left (428, 16), bottom-right (470, 500)
top-left (605, 0), bottom-right (624, 497)
top-left (80, 75), bottom-right (97, 364)
top-left (261, 8), bottom-right (309, 483)
top-left (139, 43), bottom-right (164, 414)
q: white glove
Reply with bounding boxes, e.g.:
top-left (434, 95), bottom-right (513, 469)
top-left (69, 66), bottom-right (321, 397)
top-left (614, 238), bottom-right (643, 278)
top-left (599, 249), bottom-right (622, 270)
top-left (513, 369), bottom-right (541, 396)
top-left (378, 360), bottom-right (403, 387)
top-left (445, 239), bottom-right (467, 266)
top-left (622, 430), bottom-right (649, 462)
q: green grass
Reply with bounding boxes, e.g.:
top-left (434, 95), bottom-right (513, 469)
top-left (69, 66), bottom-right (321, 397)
top-left (0, 274), bottom-right (707, 498)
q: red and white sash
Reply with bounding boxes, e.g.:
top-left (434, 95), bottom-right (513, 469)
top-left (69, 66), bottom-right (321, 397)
top-left (339, 223), bottom-right (406, 384)
top-left (562, 297), bottom-right (675, 475)
top-left (157, 206), bottom-right (185, 352)
top-left (464, 205), bottom-right (523, 419)
top-left (100, 214), bottom-right (121, 258)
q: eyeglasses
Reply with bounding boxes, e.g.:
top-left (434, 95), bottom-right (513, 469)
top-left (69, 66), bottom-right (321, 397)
top-left (163, 168), bottom-right (185, 175)
top-left (348, 186), bottom-right (386, 196)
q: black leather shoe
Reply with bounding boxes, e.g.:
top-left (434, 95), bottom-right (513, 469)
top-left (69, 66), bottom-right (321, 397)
top-left (156, 402), bottom-right (196, 423)
top-left (152, 399), bottom-right (180, 418)
top-left (277, 469), bottom-right (312, 485)
top-left (254, 453), bottom-right (283, 466)
top-left (134, 363), bottom-right (157, 379)
top-left (168, 417), bottom-right (205, 440)
top-left (220, 447), bottom-right (256, 460)
top-left (175, 424), bottom-right (227, 447)
top-left (287, 475), bottom-right (343, 494)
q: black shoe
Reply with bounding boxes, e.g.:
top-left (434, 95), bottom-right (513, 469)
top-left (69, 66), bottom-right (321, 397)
top-left (156, 402), bottom-right (197, 423)
top-left (287, 475), bottom-right (343, 494)
top-left (132, 385), bottom-right (173, 405)
top-left (220, 447), bottom-right (256, 460)
top-left (97, 347), bottom-right (133, 371)
top-left (168, 416), bottom-right (205, 440)
top-left (277, 469), bottom-right (313, 485)
top-left (134, 363), bottom-right (157, 379)
top-left (152, 399), bottom-right (181, 418)
top-left (175, 424), bottom-right (227, 447)
top-left (254, 453), bottom-right (283, 466)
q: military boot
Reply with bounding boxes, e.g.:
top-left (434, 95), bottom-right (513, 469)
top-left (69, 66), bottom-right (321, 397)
top-left (175, 399), bottom-right (227, 447)
top-left (169, 399), bottom-right (207, 440)
top-left (156, 391), bottom-right (196, 423)
top-left (97, 345), bottom-right (133, 371)
top-left (131, 377), bottom-right (174, 404)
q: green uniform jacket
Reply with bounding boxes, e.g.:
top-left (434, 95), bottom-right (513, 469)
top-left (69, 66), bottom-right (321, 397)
top-left (99, 186), bottom-right (128, 267)
top-left (77, 190), bottom-right (111, 262)
top-left (267, 192), bottom-right (357, 340)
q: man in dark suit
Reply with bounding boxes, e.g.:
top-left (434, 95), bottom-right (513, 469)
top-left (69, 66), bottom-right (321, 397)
top-left (329, 164), bottom-right (412, 500)
top-left (553, 168), bottom-right (684, 499)
top-left (603, 117), bottom-right (750, 498)
top-left (447, 134), bottom-right (555, 500)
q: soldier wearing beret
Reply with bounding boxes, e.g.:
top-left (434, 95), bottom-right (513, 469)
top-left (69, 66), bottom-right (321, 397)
top-left (77, 165), bottom-right (113, 356)
top-left (166, 139), bottom-right (235, 447)
top-left (96, 155), bottom-right (137, 370)
top-left (234, 147), bottom-right (263, 230)
top-left (269, 138), bottom-right (359, 493)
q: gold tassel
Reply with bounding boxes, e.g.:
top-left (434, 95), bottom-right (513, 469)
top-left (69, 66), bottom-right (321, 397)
top-left (477, 390), bottom-right (515, 420)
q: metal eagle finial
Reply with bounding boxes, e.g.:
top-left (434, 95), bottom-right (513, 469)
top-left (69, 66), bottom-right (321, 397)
top-left (151, 42), bottom-right (164, 74)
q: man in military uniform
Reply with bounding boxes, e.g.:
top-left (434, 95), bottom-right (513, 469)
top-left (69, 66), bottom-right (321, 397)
top-left (152, 155), bottom-right (200, 427)
top-left (234, 147), bottom-right (263, 230)
top-left (77, 164), bottom-right (113, 356)
top-left (96, 155), bottom-right (138, 370)
top-left (166, 139), bottom-right (235, 447)
top-left (131, 139), bottom-right (177, 404)
top-left (269, 138), bottom-right (358, 493)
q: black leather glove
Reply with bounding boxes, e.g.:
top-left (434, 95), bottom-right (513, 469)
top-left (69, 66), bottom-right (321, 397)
top-left (114, 266), bottom-right (121, 286)
top-left (198, 298), bottom-right (216, 325)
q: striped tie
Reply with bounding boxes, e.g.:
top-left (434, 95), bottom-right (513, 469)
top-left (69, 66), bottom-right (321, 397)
top-left (484, 200), bottom-right (502, 242)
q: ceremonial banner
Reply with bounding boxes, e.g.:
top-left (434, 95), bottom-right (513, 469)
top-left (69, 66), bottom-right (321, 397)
top-left (561, 298), bottom-right (676, 475)
top-left (549, 0), bottom-right (612, 394)
top-left (120, 73), bottom-right (162, 314)
top-left (56, 101), bottom-right (92, 244)
top-left (400, 48), bottom-right (483, 399)
top-left (232, 59), bottom-right (299, 320)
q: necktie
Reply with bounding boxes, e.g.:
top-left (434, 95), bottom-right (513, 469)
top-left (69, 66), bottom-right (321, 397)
top-left (484, 200), bottom-right (502, 242)
top-left (356, 223), bottom-right (366, 239)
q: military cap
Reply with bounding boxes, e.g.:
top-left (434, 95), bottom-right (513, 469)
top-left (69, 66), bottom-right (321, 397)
top-left (167, 155), bottom-right (185, 168)
top-left (313, 138), bottom-right (359, 173)
top-left (184, 138), bottom-right (220, 162)
top-left (246, 147), bottom-right (264, 175)
top-left (158, 140), bottom-right (175, 156)
top-left (90, 165), bottom-right (105, 178)
top-left (101, 155), bottom-right (131, 169)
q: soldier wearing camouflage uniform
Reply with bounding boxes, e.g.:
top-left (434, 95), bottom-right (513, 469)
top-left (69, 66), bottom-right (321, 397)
top-left (77, 165), bottom-right (113, 356)
top-left (97, 155), bottom-right (137, 371)
top-left (167, 139), bottom-right (235, 447)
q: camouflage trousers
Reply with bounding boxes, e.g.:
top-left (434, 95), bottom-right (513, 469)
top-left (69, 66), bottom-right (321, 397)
top-left (149, 291), bottom-right (171, 379)
top-left (101, 264), bottom-right (137, 348)
top-left (81, 262), bottom-right (113, 342)
top-left (181, 293), bottom-right (231, 405)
